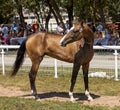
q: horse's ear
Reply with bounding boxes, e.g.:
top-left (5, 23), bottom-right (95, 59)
top-left (73, 17), bottom-right (78, 21)
top-left (73, 17), bottom-right (79, 24)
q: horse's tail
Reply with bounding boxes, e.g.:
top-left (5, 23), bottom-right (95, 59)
top-left (11, 39), bottom-right (27, 76)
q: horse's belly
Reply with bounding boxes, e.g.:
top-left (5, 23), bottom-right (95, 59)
top-left (47, 53), bottom-right (74, 63)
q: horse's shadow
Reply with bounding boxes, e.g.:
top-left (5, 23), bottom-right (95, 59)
top-left (22, 92), bottom-right (100, 101)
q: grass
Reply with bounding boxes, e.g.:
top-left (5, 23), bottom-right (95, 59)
top-left (0, 73), bottom-right (120, 96)
top-left (1, 65), bottom-right (119, 79)
top-left (0, 97), bottom-right (113, 110)
top-left (0, 71), bottom-right (120, 110)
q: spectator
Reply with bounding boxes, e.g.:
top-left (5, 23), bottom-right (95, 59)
top-left (56, 22), bottom-right (64, 35)
top-left (26, 24), bottom-right (33, 35)
top-left (100, 28), bottom-right (111, 45)
top-left (65, 20), bottom-right (70, 33)
top-left (94, 30), bottom-right (103, 45)
top-left (10, 24), bottom-right (26, 45)
top-left (108, 29), bottom-right (119, 45)
top-left (32, 21), bottom-right (39, 33)
top-left (96, 23), bottom-right (103, 32)
top-left (12, 22), bottom-right (19, 37)
top-left (17, 24), bottom-right (24, 37)
top-left (1, 24), bottom-right (9, 43)
top-left (0, 25), bottom-right (3, 44)
top-left (6, 29), bottom-right (13, 45)
top-left (0, 24), bottom-right (3, 36)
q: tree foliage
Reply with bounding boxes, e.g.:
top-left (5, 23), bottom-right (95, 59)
top-left (0, 0), bottom-right (15, 23)
top-left (0, 0), bottom-right (119, 30)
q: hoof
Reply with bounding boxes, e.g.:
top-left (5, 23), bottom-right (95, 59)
top-left (36, 98), bottom-right (41, 101)
top-left (70, 98), bottom-right (76, 103)
top-left (35, 95), bottom-right (40, 101)
top-left (71, 100), bottom-right (76, 103)
top-left (69, 92), bottom-right (75, 103)
top-left (88, 96), bottom-right (93, 101)
top-left (85, 90), bottom-right (93, 102)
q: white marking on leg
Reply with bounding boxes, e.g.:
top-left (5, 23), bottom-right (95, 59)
top-left (31, 90), bottom-right (34, 94)
top-left (85, 90), bottom-right (93, 101)
top-left (36, 98), bottom-right (41, 101)
top-left (69, 91), bottom-right (75, 102)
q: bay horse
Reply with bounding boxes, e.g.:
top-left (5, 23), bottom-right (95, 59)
top-left (11, 19), bottom-right (94, 102)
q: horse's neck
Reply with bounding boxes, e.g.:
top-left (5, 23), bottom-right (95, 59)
top-left (84, 31), bottom-right (94, 46)
top-left (85, 37), bottom-right (93, 45)
top-left (83, 26), bottom-right (94, 45)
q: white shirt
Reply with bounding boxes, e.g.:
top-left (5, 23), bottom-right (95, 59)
top-left (56, 26), bottom-right (64, 35)
top-left (2, 26), bottom-right (8, 34)
top-left (97, 24), bottom-right (103, 32)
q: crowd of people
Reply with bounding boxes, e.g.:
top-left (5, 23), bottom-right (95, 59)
top-left (56, 21), bottom-right (120, 46)
top-left (0, 21), bottom-right (39, 45)
top-left (0, 20), bottom-right (119, 46)
top-left (90, 22), bottom-right (120, 46)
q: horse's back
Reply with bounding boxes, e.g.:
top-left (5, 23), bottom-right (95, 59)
top-left (26, 32), bottom-right (47, 58)
top-left (26, 32), bottom-right (64, 57)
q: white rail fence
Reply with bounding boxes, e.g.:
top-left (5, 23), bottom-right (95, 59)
top-left (0, 45), bottom-right (120, 81)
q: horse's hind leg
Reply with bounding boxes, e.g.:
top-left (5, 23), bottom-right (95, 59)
top-left (29, 57), bottom-right (43, 100)
top-left (82, 63), bottom-right (93, 101)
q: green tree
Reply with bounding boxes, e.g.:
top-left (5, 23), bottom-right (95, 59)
top-left (0, 0), bottom-right (15, 23)
top-left (108, 0), bottom-right (120, 22)
top-left (60, 0), bottom-right (73, 27)
top-left (24, 0), bottom-right (45, 29)
top-left (0, 0), bottom-right (119, 31)
top-left (14, 0), bottom-right (26, 28)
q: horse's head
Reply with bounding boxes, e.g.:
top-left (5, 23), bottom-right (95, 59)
top-left (60, 18), bottom-right (94, 47)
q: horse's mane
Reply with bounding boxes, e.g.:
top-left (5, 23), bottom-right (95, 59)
top-left (83, 24), bottom-right (92, 30)
top-left (83, 24), bottom-right (94, 35)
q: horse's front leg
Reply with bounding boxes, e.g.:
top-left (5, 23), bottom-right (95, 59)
top-left (29, 61), bottom-right (40, 100)
top-left (69, 62), bottom-right (80, 102)
top-left (82, 63), bottom-right (93, 101)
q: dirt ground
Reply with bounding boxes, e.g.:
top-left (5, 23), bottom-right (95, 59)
top-left (0, 85), bottom-right (120, 108)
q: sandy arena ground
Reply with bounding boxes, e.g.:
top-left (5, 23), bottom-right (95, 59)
top-left (0, 85), bottom-right (120, 108)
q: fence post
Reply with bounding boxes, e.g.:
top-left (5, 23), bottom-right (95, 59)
top-left (113, 50), bottom-right (119, 81)
top-left (54, 59), bottom-right (58, 78)
top-left (1, 49), bottom-right (5, 75)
